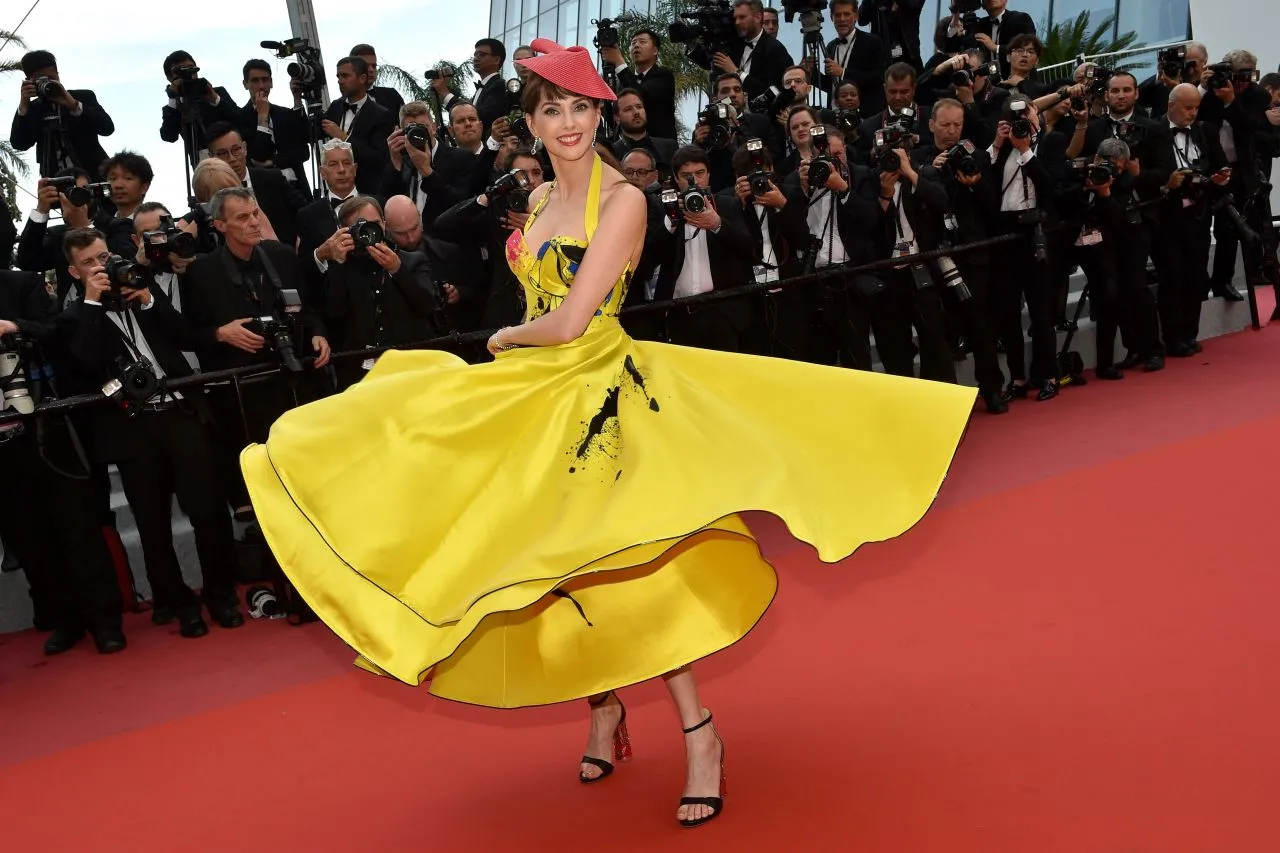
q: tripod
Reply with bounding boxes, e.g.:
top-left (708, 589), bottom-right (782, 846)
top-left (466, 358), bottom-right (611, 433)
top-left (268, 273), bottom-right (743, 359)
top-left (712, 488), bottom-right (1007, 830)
top-left (796, 10), bottom-right (837, 109)
top-left (38, 108), bottom-right (78, 179)
top-left (176, 92), bottom-right (207, 211)
top-left (298, 95), bottom-right (327, 199)
top-left (598, 54), bottom-right (620, 139)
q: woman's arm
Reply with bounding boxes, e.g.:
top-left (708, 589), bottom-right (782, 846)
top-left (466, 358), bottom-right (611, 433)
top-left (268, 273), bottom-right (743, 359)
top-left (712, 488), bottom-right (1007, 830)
top-left (491, 183), bottom-right (646, 351)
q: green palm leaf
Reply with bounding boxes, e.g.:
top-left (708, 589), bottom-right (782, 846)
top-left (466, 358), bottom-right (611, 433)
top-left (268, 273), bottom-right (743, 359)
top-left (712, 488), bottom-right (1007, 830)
top-left (1038, 11), bottom-right (1144, 73)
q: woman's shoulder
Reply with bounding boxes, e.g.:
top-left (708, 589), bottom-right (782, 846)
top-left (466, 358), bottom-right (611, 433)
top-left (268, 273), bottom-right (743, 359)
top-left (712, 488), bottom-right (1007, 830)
top-left (598, 169), bottom-right (646, 217)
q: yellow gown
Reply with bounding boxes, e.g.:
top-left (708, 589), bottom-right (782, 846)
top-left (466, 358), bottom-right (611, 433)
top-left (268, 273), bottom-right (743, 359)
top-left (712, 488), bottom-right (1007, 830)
top-left (240, 155), bottom-right (976, 709)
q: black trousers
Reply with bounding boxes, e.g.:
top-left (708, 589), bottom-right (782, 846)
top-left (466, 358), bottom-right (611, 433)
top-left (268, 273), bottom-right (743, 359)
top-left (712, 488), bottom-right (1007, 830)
top-left (756, 285), bottom-right (820, 361)
top-left (874, 269), bottom-right (957, 384)
top-left (0, 424), bottom-right (123, 632)
top-left (948, 259), bottom-right (1005, 394)
top-left (113, 406), bottom-right (238, 611)
top-left (666, 301), bottom-right (749, 352)
top-left (1209, 174), bottom-right (1246, 290)
top-left (989, 226), bottom-right (1056, 384)
top-left (815, 271), bottom-right (875, 371)
top-left (1115, 222), bottom-right (1163, 357)
top-left (1152, 206), bottom-right (1213, 347)
top-left (1074, 241), bottom-right (1121, 369)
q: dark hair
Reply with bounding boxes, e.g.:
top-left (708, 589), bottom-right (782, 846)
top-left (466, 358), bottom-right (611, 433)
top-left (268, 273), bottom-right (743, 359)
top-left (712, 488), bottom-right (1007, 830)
top-left (672, 145), bottom-right (710, 175)
top-left (53, 165), bottom-right (90, 182)
top-left (204, 121), bottom-right (241, 147)
top-left (349, 43), bottom-right (376, 57)
top-left (817, 123), bottom-right (846, 143)
top-left (1108, 70), bottom-right (1139, 90)
top-left (931, 97), bottom-right (965, 118)
top-left (101, 151), bottom-right (154, 185)
top-left (520, 73), bottom-right (603, 115)
top-left (502, 145), bottom-right (540, 172)
top-left (885, 62), bottom-right (917, 84)
top-left (337, 56), bottom-right (370, 77)
top-left (828, 0), bottom-right (857, 11)
top-left (762, 6), bottom-right (779, 16)
top-left (338, 195), bottom-right (382, 226)
top-left (594, 144), bottom-right (624, 172)
top-left (162, 50), bottom-right (195, 79)
top-left (732, 143), bottom-right (773, 177)
top-left (134, 201), bottom-right (172, 220)
top-left (476, 38), bottom-right (506, 64)
top-left (242, 59), bottom-right (271, 81)
top-left (620, 147), bottom-right (657, 171)
top-left (835, 80), bottom-right (860, 98)
top-left (448, 99), bottom-right (480, 120)
top-left (1007, 34), bottom-right (1043, 56)
top-left (1260, 72), bottom-right (1280, 90)
top-left (20, 50), bottom-right (56, 76)
top-left (783, 64), bottom-right (809, 81)
top-left (632, 29), bottom-right (663, 50)
top-left (733, 0), bottom-right (764, 12)
top-left (62, 227), bottom-right (105, 265)
top-left (616, 87), bottom-right (644, 102)
top-left (713, 71), bottom-right (744, 95)
top-left (786, 104), bottom-right (818, 128)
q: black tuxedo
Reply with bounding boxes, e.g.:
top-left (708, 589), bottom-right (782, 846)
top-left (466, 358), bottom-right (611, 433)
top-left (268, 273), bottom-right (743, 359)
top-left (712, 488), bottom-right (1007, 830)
top-left (859, 0), bottom-right (925, 66)
top-left (611, 134), bottom-right (678, 173)
top-left (10, 89), bottom-right (114, 178)
top-left (472, 74), bottom-right (509, 139)
top-left (976, 10), bottom-right (1037, 78)
top-left (61, 291), bottom-right (238, 613)
top-left (161, 85), bottom-right (244, 166)
top-left (379, 144), bottom-right (478, 224)
top-left (15, 213), bottom-right (136, 307)
top-left (617, 66), bottom-right (678, 140)
top-left (368, 85), bottom-right (406, 118)
top-left (0, 208), bottom-right (15, 267)
top-left (821, 31), bottom-right (890, 115)
top-left (1082, 113), bottom-right (1173, 225)
top-left (324, 97), bottom-right (395, 194)
top-left (238, 101), bottom-right (311, 184)
top-left (247, 166), bottom-right (309, 249)
top-left (722, 32), bottom-right (794, 103)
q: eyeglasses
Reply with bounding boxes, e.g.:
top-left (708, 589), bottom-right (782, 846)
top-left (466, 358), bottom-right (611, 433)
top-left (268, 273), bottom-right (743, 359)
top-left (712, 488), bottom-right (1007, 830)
top-left (1010, 47), bottom-right (1038, 56)
top-left (623, 167), bottom-right (656, 178)
top-left (212, 144), bottom-right (246, 159)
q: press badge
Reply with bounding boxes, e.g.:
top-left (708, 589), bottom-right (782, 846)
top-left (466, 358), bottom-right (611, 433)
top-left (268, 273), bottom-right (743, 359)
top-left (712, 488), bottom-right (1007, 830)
top-left (362, 347), bottom-right (378, 371)
top-left (1075, 227), bottom-right (1103, 247)
top-left (892, 239), bottom-right (918, 258)
top-left (754, 264), bottom-right (780, 289)
top-left (943, 213), bottom-right (959, 232)
top-left (891, 45), bottom-right (904, 60)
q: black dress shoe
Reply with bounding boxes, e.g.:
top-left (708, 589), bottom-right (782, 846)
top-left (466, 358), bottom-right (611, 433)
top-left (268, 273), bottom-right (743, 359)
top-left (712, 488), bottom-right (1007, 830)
top-left (1213, 283), bottom-right (1245, 302)
top-left (208, 601), bottom-right (245, 629)
top-left (151, 603), bottom-right (176, 626)
top-left (1036, 379), bottom-right (1059, 401)
top-left (1188, 341), bottom-right (1203, 354)
top-left (980, 389), bottom-right (1009, 414)
top-left (1096, 366), bottom-right (1124, 380)
top-left (1143, 354), bottom-right (1165, 372)
top-left (177, 609), bottom-right (209, 638)
top-left (1166, 342), bottom-right (1195, 358)
top-left (1117, 351), bottom-right (1143, 370)
top-left (1001, 381), bottom-right (1031, 403)
top-left (44, 626), bottom-right (85, 655)
top-left (93, 628), bottom-right (127, 654)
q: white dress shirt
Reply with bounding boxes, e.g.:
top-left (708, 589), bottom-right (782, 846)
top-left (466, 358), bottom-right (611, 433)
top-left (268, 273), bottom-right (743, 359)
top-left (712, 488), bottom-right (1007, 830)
top-left (341, 95), bottom-right (369, 133)
top-left (805, 189), bottom-right (849, 268)
top-left (987, 145), bottom-right (1038, 211)
top-left (665, 217), bottom-right (715, 298)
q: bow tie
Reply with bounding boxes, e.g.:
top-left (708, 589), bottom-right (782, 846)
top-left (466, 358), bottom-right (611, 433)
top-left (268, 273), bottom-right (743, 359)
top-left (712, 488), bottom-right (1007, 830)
top-left (1172, 126), bottom-right (1190, 135)
top-left (345, 102), bottom-right (360, 113)
top-left (835, 36), bottom-right (849, 45)
top-left (329, 197), bottom-right (347, 209)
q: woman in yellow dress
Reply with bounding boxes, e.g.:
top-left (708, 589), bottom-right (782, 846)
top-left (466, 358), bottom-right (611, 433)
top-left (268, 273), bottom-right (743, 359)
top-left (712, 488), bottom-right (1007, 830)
top-left (240, 39), bottom-right (976, 828)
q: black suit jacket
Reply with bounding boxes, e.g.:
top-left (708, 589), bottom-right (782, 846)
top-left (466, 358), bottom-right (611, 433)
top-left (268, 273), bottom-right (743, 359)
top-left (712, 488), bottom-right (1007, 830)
top-left (324, 98), bottom-right (395, 195)
top-left (379, 144), bottom-right (478, 224)
top-left (911, 144), bottom-right (1002, 257)
top-left (15, 213), bottom-right (136, 307)
top-left (617, 66), bottom-right (678, 140)
top-left (238, 102), bottom-right (311, 180)
top-left (179, 241), bottom-right (326, 373)
top-left (369, 86), bottom-right (406, 119)
top-left (976, 10), bottom-right (1037, 78)
top-left (870, 169), bottom-right (949, 255)
top-left (61, 291), bottom-right (211, 462)
top-left (1164, 121), bottom-right (1230, 213)
top-left (1082, 114), bottom-right (1174, 223)
top-left (10, 89), bottom-right (114, 179)
top-left (611, 134), bottom-right (678, 174)
top-left (161, 86), bottom-right (244, 166)
top-left (725, 33), bottom-right (795, 103)
top-left (821, 32), bottom-right (890, 116)
top-left (248, 167), bottom-right (309, 249)
top-left (650, 197), bottom-right (755, 302)
top-left (0, 210), bottom-right (15, 268)
top-left (985, 141), bottom-right (1057, 223)
top-left (472, 75), bottom-right (509, 140)
top-left (726, 182), bottom-right (811, 279)
top-left (859, 0), bottom-right (925, 66)
top-left (323, 250), bottom-right (444, 350)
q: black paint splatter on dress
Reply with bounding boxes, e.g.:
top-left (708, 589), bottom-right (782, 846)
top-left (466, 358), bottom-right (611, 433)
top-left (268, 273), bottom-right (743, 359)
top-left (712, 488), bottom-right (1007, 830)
top-left (623, 355), bottom-right (661, 412)
top-left (576, 386), bottom-right (620, 459)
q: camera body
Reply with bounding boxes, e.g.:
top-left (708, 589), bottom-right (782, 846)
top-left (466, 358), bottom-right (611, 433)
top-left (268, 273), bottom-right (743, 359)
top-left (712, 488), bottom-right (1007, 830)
top-left (779, 0), bottom-right (827, 21)
top-left (346, 218), bottom-right (387, 260)
top-left (1006, 99), bottom-right (1033, 139)
top-left (873, 121), bottom-right (914, 172)
top-left (172, 64), bottom-right (211, 102)
top-left (940, 140), bottom-right (980, 177)
top-left (31, 76), bottom-right (65, 102)
top-left (699, 100), bottom-right (740, 150)
top-left (403, 122), bottom-right (431, 151)
top-left (487, 168), bottom-right (533, 215)
top-left (263, 38), bottom-right (324, 100)
top-left (504, 78), bottom-right (535, 144)
top-left (248, 288), bottom-right (307, 373)
top-left (1157, 45), bottom-right (1188, 79)
top-left (807, 124), bottom-right (840, 187)
top-left (102, 355), bottom-right (160, 408)
top-left (744, 138), bottom-right (772, 197)
top-left (952, 61), bottom-right (998, 88)
top-left (1076, 157), bottom-right (1118, 187)
top-left (669, 0), bottom-right (737, 65)
top-left (142, 215), bottom-right (199, 270)
top-left (45, 176), bottom-right (109, 210)
top-left (101, 255), bottom-right (149, 311)
top-left (592, 13), bottom-right (638, 51)
top-left (832, 109), bottom-right (861, 141)
top-left (1084, 65), bottom-right (1115, 97)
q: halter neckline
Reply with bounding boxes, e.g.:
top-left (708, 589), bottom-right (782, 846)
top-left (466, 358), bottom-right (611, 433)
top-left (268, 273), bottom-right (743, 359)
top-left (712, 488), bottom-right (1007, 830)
top-left (524, 153), bottom-right (603, 246)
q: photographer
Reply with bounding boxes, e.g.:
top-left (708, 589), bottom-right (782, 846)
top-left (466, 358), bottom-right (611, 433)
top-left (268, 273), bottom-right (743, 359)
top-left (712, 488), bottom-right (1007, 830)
top-left (61, 227), bottom-right (244, 638)
top-left (696, 72), bottom-right (776, 192)
top-left (918, 47), bottom-right (1003, 148)
top-left (132, 202), bottom-right (200, 326)
top-left (995, 34), bottom-right (1046, 99)
top-left (859, 0), bottom-right (925, 69)
top-left (322, 56), bottom-right (395, 195)
top-left (298, 141), bottom-right (363, 297)
top-left (651, 146), bottom-right (755, 351)
top-left (0, 268), bottom-right (126, 655)
top-left (102, 149), bottom-right (154, 221)
top-left (238, 59), bottom-right (311, 194)
top-left (855, 64), bottom-right (931, 163)
top-left (159, 51), bottom-right (243, 167)
top-left (602, 29), bottom-right (678, 141)
top-left (911, 98), bottom-right (1006, 411)
top-left (436, 40), bottom-right (508, 139)
top-left (1154, 84), bottom-right (1231, 354)
top-left (15, 168), bottom-right (132, 306)
top-left (815, 0), bottom-right (889, 115)
top-left (11, 50), bottom-right (114, 180)
top-left (725, 141), bottom-right (812, 358)
top-left (985, 99), bottom-right (1058, 401)
top-left (382, 102), bottom-right (477, 220)
top-left (700, 0), bottom-right (794, 105)
top-left (349, 44), bottom-right (406, 117)
top-left (610, 89), bottom-right (678, 177)
top-left (974, 0), bottom-right (1037, 80)
top-left (323, 196), bottom-right (450, 388)
top-left (383, 196), bottom-right (476, 333)
top-left (1138, 41), bottom-right (1208, 119)
top-left (782, 120), bottom-right (883, 370)
top-left (205, 121), bottom-right (308, 248)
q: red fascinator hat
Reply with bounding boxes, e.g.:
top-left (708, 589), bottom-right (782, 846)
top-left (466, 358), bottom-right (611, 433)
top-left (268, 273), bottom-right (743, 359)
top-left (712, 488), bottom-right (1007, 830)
top-left (514, 38), bottom-right (618, 102)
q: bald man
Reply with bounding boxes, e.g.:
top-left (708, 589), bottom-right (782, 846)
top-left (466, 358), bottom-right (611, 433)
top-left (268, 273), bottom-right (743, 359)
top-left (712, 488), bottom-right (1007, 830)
top-left (1152, 82), bottom-right (1230, 355)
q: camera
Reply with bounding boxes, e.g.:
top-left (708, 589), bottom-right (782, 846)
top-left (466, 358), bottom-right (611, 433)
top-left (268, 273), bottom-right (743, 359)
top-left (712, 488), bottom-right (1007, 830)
top-left (1005, 99), bottom-right (1033, 139)
top-left (669, 0), bottom-right (737, 66)
top-left (660, 181), bottom-right (684, 224)
top-left (171, 64), bottom-right (211, 102)
top-left (873, 124), bottom-right (913, 172)
top-left (31, 75), bottom-right (65, 102)
top-left (1113, 120), bottom-right (1145, 149)
top-left (249, 289), bottom-right (307, 373)
top-left (142, 215), bottom-right (200, 269)
top-left (403, 122), bottom-right (431, 151)
top-left (1070, 94), bottom-right (1088, 112)
top-left (1082, 158), bottom-right (1118, 186)
top-left (346, 218), bottom-right (386, 257)
top-left (1158, 45), bottom-right (1188, 79)
top-left (487, 168), bottom-right (532, 214)
top-left (939, 140), bottom-right (980, 177)
top-left (1084, 65), bottom-right (1115, 96)
top-left (44, 176), bottom-right (109, 210)
top-left (0, 332), bottom-right (35, 423)
top-left (807, 124), bottom-right (839, 187)
top-left (952, 61), bottom-right (998, 88)
top-left (423, 63), bottom-right (454, 82)
top-left (262, 38), bottom-right (324, 99)
top-left (832, 109), bottom-right (860, 141)
top-left (933, 253), bottom-right (972, 303)
top-left (744, 138), bottom-right (772, 197)
top-left (99, 255), bottom-right (149, 311)
top-left (679, 174), bottom-right (712, 215)
top-left (750, 86), bottom-right (797, 118)
top-left (592, 13), bottom-right (639, 51)
top-left (504, 78), bottom-right (534, 144)
top-left (698, 100), bottom-right (739, 150)
top-left (780, 0), bottom-right (827, 21)
top-left (102, 355), bottom-right (160, 407)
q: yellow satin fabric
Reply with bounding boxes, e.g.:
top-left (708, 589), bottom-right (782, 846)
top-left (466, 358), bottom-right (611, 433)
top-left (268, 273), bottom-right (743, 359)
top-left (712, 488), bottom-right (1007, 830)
top-left (240, 155), bottom-right (976, 708)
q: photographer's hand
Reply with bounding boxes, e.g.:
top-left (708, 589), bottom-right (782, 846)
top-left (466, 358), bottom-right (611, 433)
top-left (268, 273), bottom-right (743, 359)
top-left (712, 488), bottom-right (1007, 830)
top-left (734, 177), bottom-right (753, 205)
top-left (367, 243), bottom-right (402, 274)
top-left (1009, 128), bottom-right (1032, 153)
top-left (216, 319), bottom-right (265, 353)
top-left (253, 90), bottom-right (271, 123)
top-left (120, 287), bottom-right (153, 306)
top-left (431, 75), bottom-right (452, 99)
top-left (693, 124), bottom-right (711, 147)
top-left (993, 120), bottom-right (1011, 150)
top-left (170, 254), bottom-right (195, 275)
top-left (895, 149), bottom-right (919, 185)
top-left (490, 117), bottom-right (512, 144)
top-left (712, 53), bottom-right (737, 73)
top-left (975, 34), bottom-right (996, 53)
top-left (933, 152), bottom-right (949, 169)
top-left (35, 180), bottom-right (58, 214)
top-left (601, 47), bottom-right (626, 68)
top-left (824, 59), bottom-right (845, 79)
top-left (321, 119), bottom-right (348, 141)
top-left (502, 210), bottom-right (531, 233)
top-left (1266, 107), bottom-right (1280, 128)
top-left (956, 171), bottom-right (982, 187)
top-left (388, 129), bottom-right (407, 171)
top-left (443, 283), bottom-right (459, 305)
top-left (311, 336), bottom-right (331, 369)
top-left (318, 230), bottom-right (355, 264)
top-left (17, 79), bottom-right (36, 115)
top-left (407, 137), bottom-right (434, 177)
top-left (0, 320), bottom-right (18, 336)
top-left (84, 267), bottom-right (111, 303)
top-left (1211, 167), bottom-right (1232, 186)
top-left (759, 182), bottom-right (787, 208)
top-left (685, 207), bottom-right (721, 232)
top-left (204, 82), bottom-right (219, 105)
top-left (1167, 169), bottom-right (1188, 191)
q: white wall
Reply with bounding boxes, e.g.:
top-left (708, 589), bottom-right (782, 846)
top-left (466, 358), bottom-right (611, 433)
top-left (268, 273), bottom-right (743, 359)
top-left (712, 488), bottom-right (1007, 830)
top-left (1189, 0), bottom-right (1277, 73)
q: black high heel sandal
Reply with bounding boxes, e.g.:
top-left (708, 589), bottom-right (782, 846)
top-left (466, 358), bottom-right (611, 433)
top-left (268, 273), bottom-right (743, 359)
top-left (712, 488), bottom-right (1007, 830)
top-left (579, 691), bottom-right (631, 784)
top-left (678, 711), bottom-right (726, 828)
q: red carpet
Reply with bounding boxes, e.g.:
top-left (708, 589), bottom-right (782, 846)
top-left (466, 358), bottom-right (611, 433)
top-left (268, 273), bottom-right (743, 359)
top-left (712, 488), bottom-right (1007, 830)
top-left (3, 325), bottom-right (1278, 852)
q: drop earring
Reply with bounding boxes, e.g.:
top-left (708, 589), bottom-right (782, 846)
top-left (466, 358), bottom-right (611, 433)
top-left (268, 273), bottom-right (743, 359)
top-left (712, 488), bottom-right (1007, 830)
top-left (533, 136), bottom-right (541, 154)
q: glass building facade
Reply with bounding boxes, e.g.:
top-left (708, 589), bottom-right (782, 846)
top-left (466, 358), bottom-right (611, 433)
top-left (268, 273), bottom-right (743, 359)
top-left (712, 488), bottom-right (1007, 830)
top-left (489, 0), bottom-right (1192, 62)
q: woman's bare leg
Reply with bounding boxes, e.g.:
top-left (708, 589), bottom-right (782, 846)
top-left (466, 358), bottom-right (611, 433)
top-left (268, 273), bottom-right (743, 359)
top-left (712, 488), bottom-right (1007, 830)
top-left (580, 691), bottom-right (623, 781)
top-left (663, 665), bottom-right (723, 823)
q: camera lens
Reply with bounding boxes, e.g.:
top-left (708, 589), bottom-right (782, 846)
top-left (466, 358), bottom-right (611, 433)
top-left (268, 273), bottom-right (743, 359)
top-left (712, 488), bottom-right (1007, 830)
top-left (349, 219), bottom-right (384, 248)
top-left (404, 123), bottom-right (429, 150)
top-left (683, 190), bottom-right (706, 215)
top-left (64, 185), bottom-right (90, 207)
top-left (808, 158), bottom-right (832, 186)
